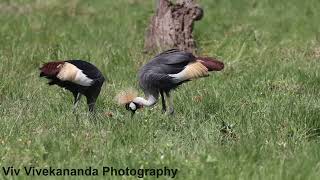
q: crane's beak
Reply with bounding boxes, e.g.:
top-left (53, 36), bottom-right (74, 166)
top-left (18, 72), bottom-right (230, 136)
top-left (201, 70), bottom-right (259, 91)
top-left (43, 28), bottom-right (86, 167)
top-left (131, 110), bottom-right (136, 118)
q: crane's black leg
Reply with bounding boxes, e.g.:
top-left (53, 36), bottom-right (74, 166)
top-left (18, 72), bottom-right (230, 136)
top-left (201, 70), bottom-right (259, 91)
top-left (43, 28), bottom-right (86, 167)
top-left (86, 96), bottom-right (96, 113)
top-left (86, 96), bottom-right (97, 122)
top-left (86, 82), bottom-right (103, 114)
top-left (73, 93), bottom-right (82, 113)
top-left (160, 90), bottom-right (166, 113)
top-left (165, 92), bottom-right (174, 115)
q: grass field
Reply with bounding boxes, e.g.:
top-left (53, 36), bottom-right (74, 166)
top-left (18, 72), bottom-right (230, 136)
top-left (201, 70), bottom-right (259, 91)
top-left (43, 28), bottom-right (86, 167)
top-left (1, 0), bottom-right (320, 179)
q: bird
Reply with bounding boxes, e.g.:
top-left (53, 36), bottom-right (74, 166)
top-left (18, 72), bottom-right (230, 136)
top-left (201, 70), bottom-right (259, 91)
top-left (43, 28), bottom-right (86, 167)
top-left (116, 49), bottom-right (224, 115)
top-left (39, 60), bottom-right (105, 113)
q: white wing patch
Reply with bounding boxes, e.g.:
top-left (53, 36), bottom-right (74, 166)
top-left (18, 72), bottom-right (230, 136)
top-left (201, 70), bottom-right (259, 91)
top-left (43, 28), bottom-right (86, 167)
top-left (169, 61), bottom-right (209, 82)
top-left (57, 62), bottom-right (93, 86)
top-left (73, 69), bottom-right (94, 86)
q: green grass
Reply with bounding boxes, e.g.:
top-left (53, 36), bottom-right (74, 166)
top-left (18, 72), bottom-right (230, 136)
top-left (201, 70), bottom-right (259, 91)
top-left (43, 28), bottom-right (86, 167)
top-left (1, 0), bottom-right (320, 179)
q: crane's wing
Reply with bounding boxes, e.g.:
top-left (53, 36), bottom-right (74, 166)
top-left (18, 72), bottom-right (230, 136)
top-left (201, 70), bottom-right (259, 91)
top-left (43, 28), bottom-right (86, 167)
top-left (139, 49), bottom-right (197, 92)
top-left (139, 72), bottom-right (179, 93)
top-left (66, 60), bottom-right (104, 81)
top-left (151, 49), bottom-right (196, 65)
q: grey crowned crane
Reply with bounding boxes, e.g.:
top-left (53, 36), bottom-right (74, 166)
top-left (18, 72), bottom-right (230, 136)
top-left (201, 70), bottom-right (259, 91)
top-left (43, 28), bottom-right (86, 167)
top-left (39, 60), bottom-right (105, 112)
top-left (116, 49), bottom-right (224, 115)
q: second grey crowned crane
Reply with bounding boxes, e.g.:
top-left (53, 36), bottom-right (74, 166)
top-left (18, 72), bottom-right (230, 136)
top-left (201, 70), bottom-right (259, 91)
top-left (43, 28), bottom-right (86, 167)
top-left (118, 49), bottom-right (224, 115)
top-left (40, 60), bottom-right (105, 113)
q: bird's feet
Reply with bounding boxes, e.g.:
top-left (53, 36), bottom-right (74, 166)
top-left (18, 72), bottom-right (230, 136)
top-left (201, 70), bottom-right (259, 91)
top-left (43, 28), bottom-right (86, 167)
top-left (166, 108), bottom-right (174, 115)
top-left (72, 107), bottom-right (78, 114)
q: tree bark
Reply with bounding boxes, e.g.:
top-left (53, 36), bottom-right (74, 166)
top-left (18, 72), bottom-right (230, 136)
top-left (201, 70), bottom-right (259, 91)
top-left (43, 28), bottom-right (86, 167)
top-left (144, 0), bottom-right (203, 53)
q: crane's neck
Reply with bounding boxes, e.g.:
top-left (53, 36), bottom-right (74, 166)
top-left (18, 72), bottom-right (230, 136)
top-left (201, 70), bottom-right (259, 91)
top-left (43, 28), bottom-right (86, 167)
top-left (133, 95), bottom-right (157, 107)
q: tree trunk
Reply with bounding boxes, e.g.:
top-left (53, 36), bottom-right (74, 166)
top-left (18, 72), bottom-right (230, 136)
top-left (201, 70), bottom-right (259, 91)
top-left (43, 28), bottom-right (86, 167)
top-left (144, 0), bottom-right (203, 53)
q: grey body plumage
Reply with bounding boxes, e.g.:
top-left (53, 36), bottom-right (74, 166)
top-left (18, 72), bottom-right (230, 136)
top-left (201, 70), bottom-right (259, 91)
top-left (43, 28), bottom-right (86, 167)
top-left (137, 49), bottom-right (196, 114)
top-left (139, 49), bottom-right (195, 97)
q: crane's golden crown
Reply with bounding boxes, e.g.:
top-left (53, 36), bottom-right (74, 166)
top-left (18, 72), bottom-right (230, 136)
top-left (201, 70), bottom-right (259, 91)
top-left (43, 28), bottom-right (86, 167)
top-left (115, 88), bottom-right (138, 105)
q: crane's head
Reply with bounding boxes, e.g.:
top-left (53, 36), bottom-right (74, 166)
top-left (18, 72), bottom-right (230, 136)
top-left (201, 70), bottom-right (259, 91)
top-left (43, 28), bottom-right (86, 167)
top-left (115, 88), bottom-right (140, 116)
top-left (125, 101), bottom-right (143, 115)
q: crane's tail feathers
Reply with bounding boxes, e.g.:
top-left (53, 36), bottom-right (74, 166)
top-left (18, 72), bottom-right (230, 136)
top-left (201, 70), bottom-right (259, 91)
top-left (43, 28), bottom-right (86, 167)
top-left (197, 57), bottom-right (224, 71)
top-left (39, 61), bottom-right (64, 77)
top-left (169, 57), bottom-right (224, 82)
top-left (115, 88), bottom-right (138, 105)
